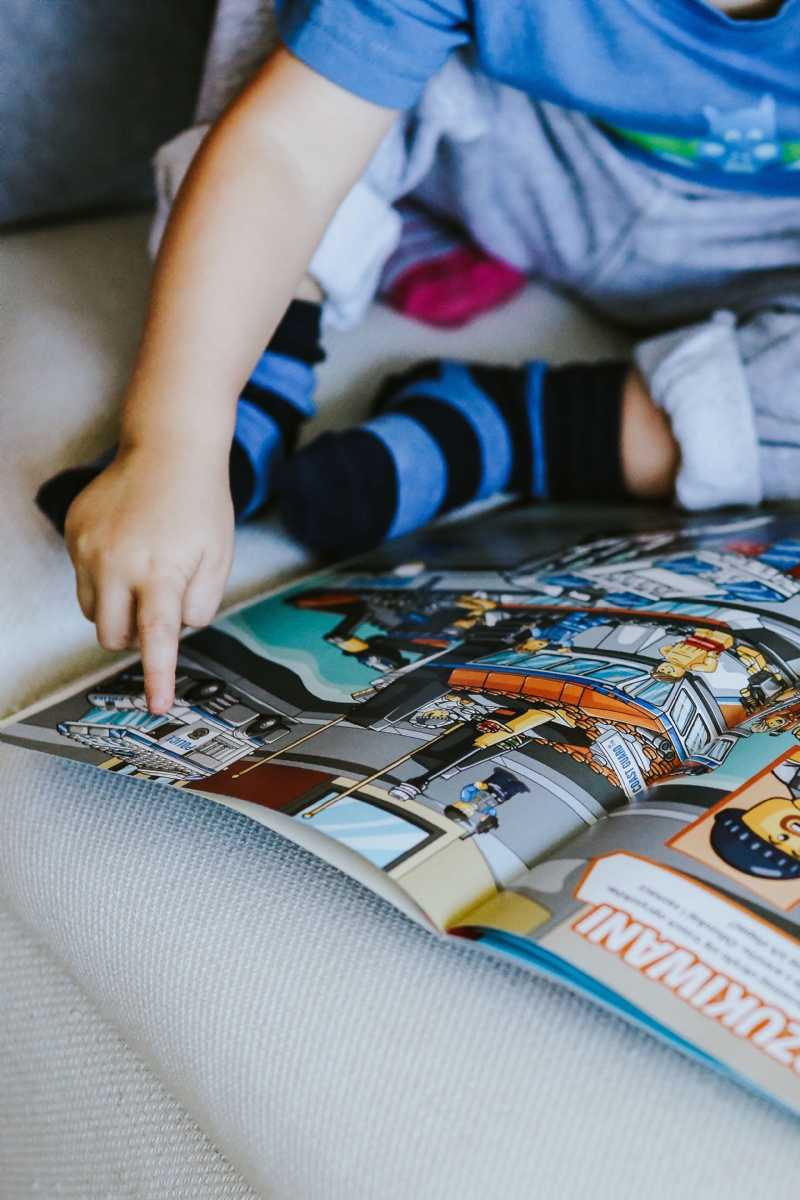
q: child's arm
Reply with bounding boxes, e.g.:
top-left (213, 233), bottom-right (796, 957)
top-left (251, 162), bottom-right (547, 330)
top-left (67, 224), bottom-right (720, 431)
top-left (64, 48), bottom-right (397, 715)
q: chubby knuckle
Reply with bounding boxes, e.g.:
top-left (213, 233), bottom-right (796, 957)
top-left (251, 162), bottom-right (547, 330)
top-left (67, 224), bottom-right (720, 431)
top-left (65, 525), bottom-right (93, 562)
top-left (76, 537), bottom-right (122, 574)
top-left (184, 606), bottom-right (214, 630)
top-left (98, 630), bottom-right (130, 652)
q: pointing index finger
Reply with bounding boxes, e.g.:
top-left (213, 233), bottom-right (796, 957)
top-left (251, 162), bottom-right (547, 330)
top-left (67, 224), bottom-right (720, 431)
top-left (136, 580), bottom-right (184, 714)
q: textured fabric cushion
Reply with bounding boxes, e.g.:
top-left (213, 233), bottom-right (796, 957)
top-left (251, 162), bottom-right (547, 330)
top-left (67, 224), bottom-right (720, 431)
top-left (3, 743), bottom-right (800, 1200)
top-left (0, 906), bottom-right (260, 1198)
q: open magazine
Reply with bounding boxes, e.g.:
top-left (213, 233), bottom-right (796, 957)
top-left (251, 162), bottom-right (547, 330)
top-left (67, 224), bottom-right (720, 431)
top-left (11, 501), bottom-right (800, 1113)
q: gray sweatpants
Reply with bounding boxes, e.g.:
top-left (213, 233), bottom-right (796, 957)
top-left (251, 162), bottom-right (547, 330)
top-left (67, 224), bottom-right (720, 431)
top-left (153, 52), bottom-right (800, 510)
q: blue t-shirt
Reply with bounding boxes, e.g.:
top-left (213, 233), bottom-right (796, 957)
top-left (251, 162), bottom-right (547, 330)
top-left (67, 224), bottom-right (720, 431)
top-left (277, 0), bottom-right (800, 193)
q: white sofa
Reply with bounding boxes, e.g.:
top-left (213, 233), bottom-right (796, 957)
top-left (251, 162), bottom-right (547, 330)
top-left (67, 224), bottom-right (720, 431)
top-left (4, 11), bottom-right (800, 1196)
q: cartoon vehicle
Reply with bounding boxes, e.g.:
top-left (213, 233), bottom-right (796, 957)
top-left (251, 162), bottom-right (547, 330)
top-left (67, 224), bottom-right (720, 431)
top-left (289, 576), bottom-right (800, 799)
top-left (444, 642), bottom-right (727, 787)
top-left (57, 671), bottom-right (289, 782)
top-left (444, 767), bottom-right (529, 836)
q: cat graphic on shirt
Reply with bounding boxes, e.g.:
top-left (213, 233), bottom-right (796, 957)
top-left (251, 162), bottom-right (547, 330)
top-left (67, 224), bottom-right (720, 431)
top-left (697, 93), bottom-right (781, 171)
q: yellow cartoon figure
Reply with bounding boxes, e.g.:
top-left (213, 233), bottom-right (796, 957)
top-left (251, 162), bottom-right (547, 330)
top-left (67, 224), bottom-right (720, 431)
top-left (751, 711), bottom-right (800, 735)
top-left (711, 797), bottom-right (800, 880)
top-left (651, 628), bottom-right (734, 682)
top-left (452, 595), bottom-right (498, 631)
top-left (514, 636), bottom-right (550, 654)
top-left (751, 701), bottom-right (800, 737)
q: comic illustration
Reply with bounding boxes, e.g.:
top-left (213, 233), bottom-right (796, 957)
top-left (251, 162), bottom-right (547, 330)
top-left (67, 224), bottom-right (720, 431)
top-left (14, 507), bottom-right (800, 1111)
top-left (9, 508), bottom-right (800, 930)
top-left (670, 749), bottom-right (800, 909)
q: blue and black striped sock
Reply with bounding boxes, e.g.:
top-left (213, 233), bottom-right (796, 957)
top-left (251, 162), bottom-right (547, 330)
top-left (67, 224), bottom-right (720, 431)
top-left (228, 300), bottom-right (323, 520)
top-left (279, 358), bottom-right (630, 557)
top-left (36, 300), bottom-right (324, 534)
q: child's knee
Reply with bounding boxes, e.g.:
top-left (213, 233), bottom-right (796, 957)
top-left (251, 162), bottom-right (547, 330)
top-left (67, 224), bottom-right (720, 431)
top-left (636, 311), bottom-right (761, 510)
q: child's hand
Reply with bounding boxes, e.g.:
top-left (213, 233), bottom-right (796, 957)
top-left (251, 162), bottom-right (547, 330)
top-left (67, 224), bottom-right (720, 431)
top-left (58, 49), bottom-right (396, 718)
top-left (65, 445), bottom-right (234, 715)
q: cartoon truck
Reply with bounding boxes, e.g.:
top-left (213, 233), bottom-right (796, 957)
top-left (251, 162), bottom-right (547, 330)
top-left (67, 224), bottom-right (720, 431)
top-left (57, 672), bottom-right (288, 782)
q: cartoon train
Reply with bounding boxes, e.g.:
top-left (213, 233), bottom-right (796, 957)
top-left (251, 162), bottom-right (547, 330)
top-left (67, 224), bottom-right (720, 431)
top-left (291, 585), bottom-right (786, 795)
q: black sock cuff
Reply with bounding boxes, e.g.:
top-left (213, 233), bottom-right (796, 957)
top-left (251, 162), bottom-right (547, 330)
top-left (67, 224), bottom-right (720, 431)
top-left (36, 466), bottom-right (104, 536)
top-left (280, 429), bottom-right (398, 558)
top-left (542, 362), bottom-right (630, 502)
top-left (268, 299), bottom-right (325, 365)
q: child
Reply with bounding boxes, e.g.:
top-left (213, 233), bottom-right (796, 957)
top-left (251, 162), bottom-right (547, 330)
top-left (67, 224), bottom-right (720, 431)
top-left (38, 0), bottom-right (800, 715)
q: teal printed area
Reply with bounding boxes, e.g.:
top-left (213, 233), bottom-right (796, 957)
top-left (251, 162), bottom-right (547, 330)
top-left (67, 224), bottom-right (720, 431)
top-left (295, 793), bottom-right (431, 869)
top-left (216, 585), bottom-right (385, 703)
top-left (714, 728), bottom-right (799, 792)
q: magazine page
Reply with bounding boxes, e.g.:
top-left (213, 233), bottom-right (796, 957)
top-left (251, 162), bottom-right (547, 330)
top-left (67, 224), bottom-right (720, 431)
top-left (459, 696), bottom-right (800, 1114)
top-left (6, 503), bottom-right (800, 937)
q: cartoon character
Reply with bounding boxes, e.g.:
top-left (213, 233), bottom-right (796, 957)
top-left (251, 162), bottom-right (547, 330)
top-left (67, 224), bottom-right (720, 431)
top-left (697, 94), bottom-right (781, 174)
top-left (514, 635), bottom-right (551, 654)
top-left (710, 801), bottom-right (800, 879)
top-left (444, 767), bottom-right (529, 835)
top-left (335, 635), bottom-right (409, 672)
top-left (450, 594), bottom-right (499, 630)
top-left (411, 694), bottom-right (479, 729)
top-left (651, 628), bottom-right (785, 710)
top-left (751, 712), bottom-right (800, 736)
top-left (750, 699), bottom-right (800, 737)
top-left (651, 628), bottom-right (735, 681)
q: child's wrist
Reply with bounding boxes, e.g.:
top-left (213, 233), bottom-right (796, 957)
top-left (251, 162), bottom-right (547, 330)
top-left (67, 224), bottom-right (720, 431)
top-left (117, 432), bottom-right (231, 476)
top-left (119, 377), bottom-right (239, 463)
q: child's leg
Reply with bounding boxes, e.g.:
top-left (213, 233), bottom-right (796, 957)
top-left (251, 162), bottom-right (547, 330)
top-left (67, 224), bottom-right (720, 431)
top-left (278, 302), bottom-right (800, 560)
top-left (636, 310), bottom-right (763, 512)
top-left (623, 306), bottom-right (800, 512)
top-left (228, 292), bottom-right (323, 520)
top-left (738, 306), bottom-right (800, 501)
top-left (37, 295), bottom-right (324, 534)
top-left (279, 358), bottom-right (678, 557)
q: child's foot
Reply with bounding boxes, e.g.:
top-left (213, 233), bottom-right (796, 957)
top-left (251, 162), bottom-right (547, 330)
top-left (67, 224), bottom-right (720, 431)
top-left (280, 358), bottom-right (631, 557)
top-left (36, 300), bottom-right (324, 535)
top-left (379, 202), bottom-right (527, 329)
top-left (35, 449), bottom-right (116, 537)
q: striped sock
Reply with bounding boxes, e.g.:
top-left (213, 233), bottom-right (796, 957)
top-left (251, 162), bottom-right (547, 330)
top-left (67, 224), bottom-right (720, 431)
top-left (279, 358), bottom-right (630, 557)
top-left (36, 301), bottom-right (323, 535)
top-left (229, 300), bottom-right (323, 520)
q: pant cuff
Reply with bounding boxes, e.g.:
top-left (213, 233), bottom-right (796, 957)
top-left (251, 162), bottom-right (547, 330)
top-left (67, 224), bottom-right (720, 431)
top-left (635, 310), bottom-right (762, 510)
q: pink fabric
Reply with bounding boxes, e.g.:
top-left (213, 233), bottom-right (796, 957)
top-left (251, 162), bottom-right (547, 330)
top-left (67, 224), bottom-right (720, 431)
top-left (383, 245), bottom-right (527, 329)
